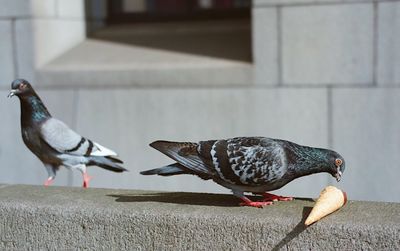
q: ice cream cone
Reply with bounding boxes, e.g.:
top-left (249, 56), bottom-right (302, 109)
top-left (305, 186), bottom-right (347, 226)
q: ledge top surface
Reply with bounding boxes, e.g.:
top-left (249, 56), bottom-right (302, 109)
top-left (0, 184), bottom-right (399, 228)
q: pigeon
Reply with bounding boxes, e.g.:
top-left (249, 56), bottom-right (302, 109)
top-left (8, 79), bottom-right (127, 188)
top-left (141, 137), bottom-right (345, 208)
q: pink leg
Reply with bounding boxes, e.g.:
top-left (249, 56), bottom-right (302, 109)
top-left (261, 192), bottom-right (293, 202)
top-left (82, 172), bottom-right (92, 188)
top-left (239, 196), bottom-right (274, 208)
top-left (44, 177), bottom-right (54, 187)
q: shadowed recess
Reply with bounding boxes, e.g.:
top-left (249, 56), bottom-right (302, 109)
top-left (89, 19), bottom-right (252, 62)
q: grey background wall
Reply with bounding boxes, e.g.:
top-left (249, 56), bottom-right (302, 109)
top-left (0, 0), bottom-right (399, 203)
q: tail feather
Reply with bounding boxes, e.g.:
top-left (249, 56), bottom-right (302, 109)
top-left (105, 156), bottom-right (124, 164)
top-left (90, 156), bottom-right (127, 173)
top-left (149, 140), bottom-right (211, 176)
top-left (91, 142), bottom-right (117, 156)
top-left (140, 163), bottom-right (187, 176)
top-left (140, 163), bottom-right (211, 180)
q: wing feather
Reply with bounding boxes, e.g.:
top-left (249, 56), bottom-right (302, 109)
top-left (226, 137), bottom-right (287, 185)
top-left (40, 118), bottom-right (116, 157)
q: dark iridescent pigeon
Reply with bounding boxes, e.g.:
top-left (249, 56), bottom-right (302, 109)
top-left (141, 137), bottom-right (345, 208)
top-left (8, 79), bottom-right (127, 188)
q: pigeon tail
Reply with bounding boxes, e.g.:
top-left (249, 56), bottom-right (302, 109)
top-left (91, 142), bottom-right (117, 156)
top-left (149, 140), bottom-right (211, 176)
top-left (89, 156), bottom-right (127, 173)
top-left (140, 163), bottom-right (188, 176)
top-left (140, 163), bottom-right (211, 180)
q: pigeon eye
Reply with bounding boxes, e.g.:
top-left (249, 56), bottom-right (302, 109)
top-left (335, 159), bottom-right (342, 166)
top-left (19, 84), bottom-right (26, 89)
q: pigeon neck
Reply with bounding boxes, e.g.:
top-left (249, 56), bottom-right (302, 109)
top-left (19, 93), bottom-right (51, 124)
top-left (287, 145), bottom-right (332, 178)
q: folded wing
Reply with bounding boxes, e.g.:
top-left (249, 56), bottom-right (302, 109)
top-left (40, 118), bottom-right (117, 157)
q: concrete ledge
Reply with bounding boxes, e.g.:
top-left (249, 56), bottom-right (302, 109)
top-left (0, 185), bottom-right (399, 250)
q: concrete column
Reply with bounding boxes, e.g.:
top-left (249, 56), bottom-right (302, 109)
top-left (0, 0), bottom-right (86, 85)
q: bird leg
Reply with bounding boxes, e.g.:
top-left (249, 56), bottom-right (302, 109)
top-left (260, 192), bottom-right (293, 202)
top-left (233, 190), bottom-right (273, 208)
top-left (82, 172), bottom-right (92, 188)
top-left (44, 164), bottom-right (56, 187)
top-left (44, 177), bottom-right (54, 187)
top-left (72, 164), bottom-right (91, 188)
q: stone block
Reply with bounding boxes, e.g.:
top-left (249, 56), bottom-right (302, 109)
top-left (57, 0), bottom-right (85, 19)
top-left (31, 0), bottom-right (57, 17)
top-left (15, 20), bottom-right (35, 82)
top-left (32, 19), bottom-right (85, 67)
top-left (0, 21), bottom-right (15, 87)
top-left (332, 88), bottom-right (400, 202)
top-left (0, 0), bottom-right (57, 17)
top-left (377, 1), bottom-right (400, 85)
top-left (252, 7), bottom-right (278, 85)
top-left (282, 4), bottom-right (373, 85)
top-left (0, 0), bottom-right (29, 17)
top-left (15, 19), bottom-right (85, 81)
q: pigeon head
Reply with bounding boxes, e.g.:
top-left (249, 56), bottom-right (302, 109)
top-left (327, 151), bottom-right (345, 182)
top-left (8, 79), bottom-right (34, 98)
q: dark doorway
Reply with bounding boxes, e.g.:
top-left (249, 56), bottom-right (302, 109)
top-left (107, 0), bottom-right (250, 24)
top-left (86, 0), bottom-right (252, 62)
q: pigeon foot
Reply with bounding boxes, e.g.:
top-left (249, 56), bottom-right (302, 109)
top-left (44, 178), bottom-right (54, 187)
top-left (261, 192), bottom-right (293, 202)
top-left (82, 172), bottom-right (92, 188)
top-left (239, 197), bottom-right (273, 208)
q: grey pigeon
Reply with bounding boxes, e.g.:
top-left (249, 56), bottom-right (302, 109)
top-left (141, 137), bottom-right (345, 208)
top-left (8, 79), bottom-right (127, 188)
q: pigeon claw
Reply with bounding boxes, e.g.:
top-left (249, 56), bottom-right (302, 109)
top-left (261, 193), bottom-right (294, 202)
top-left (239, 200), bottom-right (274, 208)
top-left (44, 178), bottom-right (54, 187)
top-left (82, 172), bottom-right (92, 188)
top-left (239, 197), bottom-right (274, 208)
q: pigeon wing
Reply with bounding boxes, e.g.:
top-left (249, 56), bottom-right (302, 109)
top-left (211, 137), bottom-right (287, 185)
top-left (40, 118), bottom-right (116, 157)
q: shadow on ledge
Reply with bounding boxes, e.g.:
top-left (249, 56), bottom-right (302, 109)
top-left (271, 206), bottom-right (312, 251)
top-left (108, 192), bottom-right (314, 207)
top-left (109, 192), bottom-right (240, 207)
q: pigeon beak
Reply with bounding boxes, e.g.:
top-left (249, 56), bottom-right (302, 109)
top-left (335, 170), bottom-right (342, 182)
top-left (7, 90), bottom-right (16, 98)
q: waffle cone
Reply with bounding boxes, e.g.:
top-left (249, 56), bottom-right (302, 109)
top-left (305, 186), bottom-right (347, 226)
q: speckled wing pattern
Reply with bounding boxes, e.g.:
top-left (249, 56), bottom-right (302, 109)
top-left (206, 137), bottom-right (287, 186)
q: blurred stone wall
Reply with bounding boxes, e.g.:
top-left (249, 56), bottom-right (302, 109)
top-left (253, 0), bottom-right (400, 202)
top-left (0, 0), bottom-right (399, 202)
